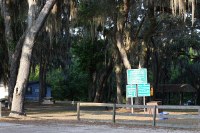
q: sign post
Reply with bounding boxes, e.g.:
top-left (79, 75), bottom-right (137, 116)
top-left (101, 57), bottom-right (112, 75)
top-left (137, 83), bottom-right (150, 112)
top-left (137, 84), bottom-right (150, 97)
top-left (126, 85), bottom-right (137, 98)
top-left (126, 68), bottom-right (150, 113)
top-left (127, 69), bottom-right (147, 84)
top-left (126, 85), bottom-right (137, 113)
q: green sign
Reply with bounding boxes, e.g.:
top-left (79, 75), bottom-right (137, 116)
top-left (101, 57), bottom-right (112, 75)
top-left (127, 69), bottom-right (147, 84)
top-left (138, 84), bottom-right (150, 97)
top-left (126, 85), bottom-right (137, 98)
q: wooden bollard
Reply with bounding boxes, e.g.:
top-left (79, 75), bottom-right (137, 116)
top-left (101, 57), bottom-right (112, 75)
top-left (112, 104), bottom-right (116, 123)
top-left (152, 105), bottom-right (157, 127)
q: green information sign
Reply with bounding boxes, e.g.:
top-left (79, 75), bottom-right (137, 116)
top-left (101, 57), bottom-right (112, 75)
top-left (126, 85), bottom-right (137, 98)
top-left (127, 69), bottom-right (147, 84)
top-left (138, 84), bottom-right (150, 97)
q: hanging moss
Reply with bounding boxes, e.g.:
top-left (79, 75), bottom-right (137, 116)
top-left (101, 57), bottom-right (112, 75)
top-left (170, 0), bottom-right (196, 26)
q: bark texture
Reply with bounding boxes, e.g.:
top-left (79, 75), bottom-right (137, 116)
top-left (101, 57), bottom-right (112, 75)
top-left (0, 0), bottom-right (13, 45)
top-left (8, 33), bottom-right (25, 109)
top-left (10, 0), bottom-right (57, 116)
top-left (115, 62), bottom-right (123, 104)
top-left (115, 0), bottom-right (131, 70)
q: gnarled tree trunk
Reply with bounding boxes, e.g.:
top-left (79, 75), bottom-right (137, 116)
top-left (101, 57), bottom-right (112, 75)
top-left (9, 0), bottom-right (57, 117)
top-left (114, 0), bottom-right (132, 105)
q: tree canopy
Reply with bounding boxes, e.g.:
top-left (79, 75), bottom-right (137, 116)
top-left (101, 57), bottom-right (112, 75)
top-left (0, 0), bottom-right (200, 116)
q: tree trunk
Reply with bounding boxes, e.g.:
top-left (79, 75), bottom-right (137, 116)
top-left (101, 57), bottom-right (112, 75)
top-left (0, 17), bottom-right (9, 83)
top-left (0, 0), bottom-right (13, 45)
top-left (94, 60), bottom-right (113, 102)
top-left (9, 0), bottom-right (57, 117)
top-left (114, 0), bottom-right (131, 70)
top-left (106, 76), bottom-right (113, 103)
top-left (91, 72), bottom-right (97, 101)
top-left (39, 49), bottom-right (47, 103)
top-left (8, 0), bottom-right (37, 109)
top-left (88, 70), bottom-right (96, 102)
top-left (143, 1), bottom-right (157, 101)
top-left (196, 90), bottom-right (200, 105)
top-left (8, 33), bottom-right (25, 109)
top-left (114, 0), bottom-right (132, 105)
top-left (0, 0), bottom-right (15, 108)
top-left (115, 62), bottom-right (123, 104)
top-left (152, 50), bottom-right (159, 100)
top-left (116, 32), bottom-right (131, 69)
top-left (27, 0), bottom-right (36, 29)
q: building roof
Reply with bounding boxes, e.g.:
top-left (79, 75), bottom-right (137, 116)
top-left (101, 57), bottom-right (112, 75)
top-left (27, 81), bottom-right (51, 87)
top-left (157, 84), bottom-right (197, 93)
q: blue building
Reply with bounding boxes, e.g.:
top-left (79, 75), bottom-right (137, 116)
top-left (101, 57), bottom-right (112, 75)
top-left (25, 81), bottom-right (51, 101)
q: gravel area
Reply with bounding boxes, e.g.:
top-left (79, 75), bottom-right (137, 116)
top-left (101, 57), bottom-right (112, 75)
top-left (0, 121), bottom-right (199, 133)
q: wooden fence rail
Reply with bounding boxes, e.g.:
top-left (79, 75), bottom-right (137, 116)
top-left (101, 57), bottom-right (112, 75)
top-left (77, 102), bottom-right (200, 129)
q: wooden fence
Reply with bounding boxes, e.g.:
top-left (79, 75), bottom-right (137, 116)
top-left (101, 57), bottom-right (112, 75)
top-left (77, 102), bottom-right (200, 129)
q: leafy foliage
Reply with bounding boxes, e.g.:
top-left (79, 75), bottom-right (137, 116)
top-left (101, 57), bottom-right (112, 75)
top-left (46, 66), bottom-right (89, 101)
top-left (46, 69), bottom-right (67, 100)
top-left (72, 38), bottom-right (105, 72)
top-left (29, 66), bottom-right (40, 81)
top-left (1, 0), bottom-right (200, 104)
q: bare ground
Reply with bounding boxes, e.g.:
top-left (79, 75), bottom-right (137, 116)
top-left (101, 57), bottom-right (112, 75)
top-left (0, 101), bottom-right (199, 131)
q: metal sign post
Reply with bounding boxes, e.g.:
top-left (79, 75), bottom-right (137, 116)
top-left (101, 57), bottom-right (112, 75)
top-left (126, 68), bottom-right (150, 113)
top-left (126, 85), bottom-right (137, 114)
top-left (143, 96), bottom-right (146, 112)
top-left (131, 97), bottom-right (134, 114)
top-left (138, 83), bottom-right (150, 112)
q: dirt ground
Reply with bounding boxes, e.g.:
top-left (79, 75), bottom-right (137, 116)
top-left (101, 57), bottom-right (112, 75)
top-left (0, 101), bottom-right (199, 130)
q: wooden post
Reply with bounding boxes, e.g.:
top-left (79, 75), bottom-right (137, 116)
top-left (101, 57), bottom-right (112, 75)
top-left (77, 102), bottom-right (80, 121)
top-left (179, 92), bottom-right (183, 105)
top-left (198, 107), bottom-right (200, 128)
top-left (168, 92), bottom-right (170, 104)
top-left (152, 105), bottom-right (157, 127)
top-left (112, 103), bottom-right (116, 123)
top-left (0, 102), bottom-right (1, 117)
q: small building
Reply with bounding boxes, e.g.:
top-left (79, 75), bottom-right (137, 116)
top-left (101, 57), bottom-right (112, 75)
top-left (25, 81), bottom-right (52, 102)
top-left (1, 81), bottom-right (52, 102)
top-left (156, 84), bottom-right (197, 105)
